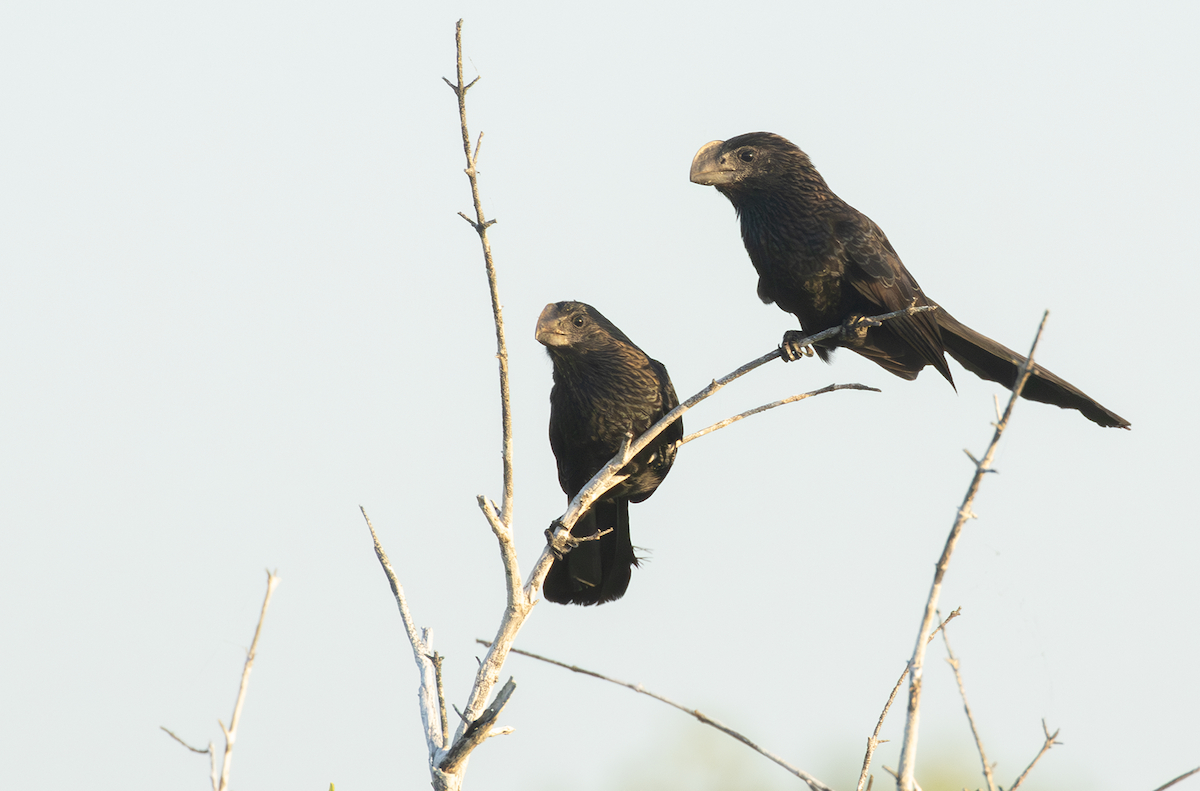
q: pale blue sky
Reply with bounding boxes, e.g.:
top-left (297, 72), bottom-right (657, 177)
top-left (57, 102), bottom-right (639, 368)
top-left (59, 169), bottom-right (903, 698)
top-left (2, 2), bottom-right (1196, 790)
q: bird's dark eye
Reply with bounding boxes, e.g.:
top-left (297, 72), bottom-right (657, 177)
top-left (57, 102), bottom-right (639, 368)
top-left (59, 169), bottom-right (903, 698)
top-left (739, 149), bottom-right (755, 163)
top-left (572, 315), bottom-right (586, 327)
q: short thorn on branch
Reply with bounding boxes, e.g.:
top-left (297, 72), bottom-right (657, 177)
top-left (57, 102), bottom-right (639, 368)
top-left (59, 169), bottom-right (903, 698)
top-left (456, 211), bottom-right (497, 232)
top-left (440, 72), bottom-right (480, 99)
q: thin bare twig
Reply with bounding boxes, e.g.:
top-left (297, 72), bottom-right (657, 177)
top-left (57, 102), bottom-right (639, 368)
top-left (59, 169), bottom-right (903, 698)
top-left (430, 652), bottom-right (450, 749)
top-left (939, 613), bottom-right (997, 791)
top-left (1151, 766), bottom-right (1200, 791)
top-left (680, 383), bottom-right (880, 444)
top-left (162, 573), bottom-right (279, 791)
top-left (361, 508), bottom-right (444, 759)
top-left (896, 312), bottom-right (1049, 791)
top-left (447, 18), bottom-right (514, 529)
top-left (1009, 719), bottom-right (1061, 791)
top-left (218, 570), bottom-right (280, 791)
top-left (856, 609), bottom-right (960, 791)
top-left (476, 640), bottom-right (835, 791)
top-left (160, 727), bottom-right (209, 754)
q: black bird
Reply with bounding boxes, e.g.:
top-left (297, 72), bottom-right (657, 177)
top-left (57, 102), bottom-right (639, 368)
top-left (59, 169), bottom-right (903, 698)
top-left (690, 132), bottom-right (1129, 429)
top-left (535, 301), bottom-right (683, 605)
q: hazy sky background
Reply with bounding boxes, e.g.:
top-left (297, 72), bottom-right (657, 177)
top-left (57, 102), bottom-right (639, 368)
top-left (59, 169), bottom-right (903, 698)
top-left (2, 2), bottom-right (1197, 790)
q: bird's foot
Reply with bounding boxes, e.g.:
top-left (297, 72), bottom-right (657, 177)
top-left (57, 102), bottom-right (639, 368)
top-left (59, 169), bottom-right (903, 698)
top-left (837, 314), bottom-right (877, 347)
top-left (545, 521), bottom-right (610, 558)
top-left (780, 330), bottom-right (816, 362)
top-left (544, 520), bottom-right (578, 560)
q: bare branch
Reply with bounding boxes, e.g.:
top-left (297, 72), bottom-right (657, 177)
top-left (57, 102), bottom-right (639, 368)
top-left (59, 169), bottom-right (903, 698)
top-left (160, 726), bottom-right (209, 754)
top-left (215, 570), bottom-right (280, 791)
top-left (441, 678), bottom-right (517, 775)
top-left (476, 495), bottom-right (522, 607)
top-left (162, 573), bottom-right (278, 791)
top-left (882, 765), bottom-right (923, 791)
top-left (939, 612), bottom-right (997, 791)
top-left (680, 383), bottom-right (879, 444)
top-left (1151, 766), bottom-right (1200, 791)
top-left (896, 312), bottom-right (1049, 791)
top-left (430, 652), bottom-right (450, 750)
top-left (1008, 719), bottom-right (1062, 791)
top-left (856, 609), bottom-right (959, 791)
top-left (361, 507), bottom-right (444, 759)
top-left (477, 640), bottom-right (835, 791)
top-left (446, 18), bottom-right (514, 527)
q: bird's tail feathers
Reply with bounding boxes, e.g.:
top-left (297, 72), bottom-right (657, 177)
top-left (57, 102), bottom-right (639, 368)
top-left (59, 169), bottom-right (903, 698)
top-left (542, 499), bottom-right (636, 606)
top-left (937, 311), bottom-right (1129, 429)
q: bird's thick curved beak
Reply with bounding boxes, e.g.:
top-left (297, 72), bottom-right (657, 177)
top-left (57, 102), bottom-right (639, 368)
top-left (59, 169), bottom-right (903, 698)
top-left (535, 303), bottom-right (569, 347)
top-left (689, 140), bottom-right (733, 186)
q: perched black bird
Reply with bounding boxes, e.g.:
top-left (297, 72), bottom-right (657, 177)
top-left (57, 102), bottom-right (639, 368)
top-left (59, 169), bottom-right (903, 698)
top-left (535, 301), bottom-right (683, 605)
top-left (690, 132), bottom-right (1129, 429)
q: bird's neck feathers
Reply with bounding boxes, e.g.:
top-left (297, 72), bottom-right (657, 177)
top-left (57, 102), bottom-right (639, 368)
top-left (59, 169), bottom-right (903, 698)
top-left (723, 159), bottom-right (838, 214)
top-left (551, 343), bottom-right (644, 380)
top-left (549, 344), bottom-right (657, 407)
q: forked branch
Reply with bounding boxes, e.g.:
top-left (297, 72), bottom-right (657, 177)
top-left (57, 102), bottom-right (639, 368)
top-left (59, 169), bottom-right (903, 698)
top-left (895, 312), bottom-right (1050, 791)
top-left (162, 570), bottom-right (280, 791)
top-left (856, 609), bottom-right (960, 791)
top-left (1008, 719), bottom-right (1061, 791)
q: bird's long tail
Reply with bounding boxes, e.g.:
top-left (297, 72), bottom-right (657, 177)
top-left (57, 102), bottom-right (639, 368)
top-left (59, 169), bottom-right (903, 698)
top-left (543, 499), bottom-right (636, 606)
top-left (936, 310), bottom-right (1129, 429)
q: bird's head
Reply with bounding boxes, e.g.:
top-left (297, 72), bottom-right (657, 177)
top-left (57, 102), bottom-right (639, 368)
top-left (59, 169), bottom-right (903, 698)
top-left (689, 132), bottom-right (817, 195)
top-left (535, 301), bottom-right (634, 354)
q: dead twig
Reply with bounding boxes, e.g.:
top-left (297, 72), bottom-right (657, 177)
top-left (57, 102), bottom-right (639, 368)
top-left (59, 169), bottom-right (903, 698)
top-left (680, 383), bottom-right (880, 444)
top-left (896, 312), bottom-right (1049, 791)
top-left (856, 609), bottom-right (960, 791)
top-left (446, 17), bottom-right (513, 528)
top-left (163, 570), bottom-right (280, 791)
top-left (1151, 766), bottom-right (1200, 791)
top-left (939, 612), bottom-right (997, 791)
top-left (362, 508), bottom-right (444, 759)
top-left (160, 727), bottom-right (210, 754)
top-left (476, 640), bottom-right (835, 791)
top-left (1008, 719), bottom-right (1062, 791)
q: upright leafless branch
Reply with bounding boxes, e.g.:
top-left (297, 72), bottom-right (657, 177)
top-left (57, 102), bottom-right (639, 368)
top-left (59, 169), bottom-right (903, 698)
top-left (443, 18), bottom-right (513, 528)
top-left (896, 312), bottom-right (1050, 791)
top-left (939, 613), bottom-right (997, 791)
top-left (476, 640), bottom-right (835, 791)
top-left (163, 570), bottom-right (280, 791)
top-left (362, 508), bottom-right (446, 759)
top-left (1008, 719), bottom-right (1061, 791)
top-left (856, 609), bottom-right (960, 791)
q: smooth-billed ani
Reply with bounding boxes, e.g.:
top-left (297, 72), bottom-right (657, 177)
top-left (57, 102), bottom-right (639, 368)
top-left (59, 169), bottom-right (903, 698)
top-left (536, 301), bottom-right (683, 605)
top-left (689, 131), bottom-right (1129, 429)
